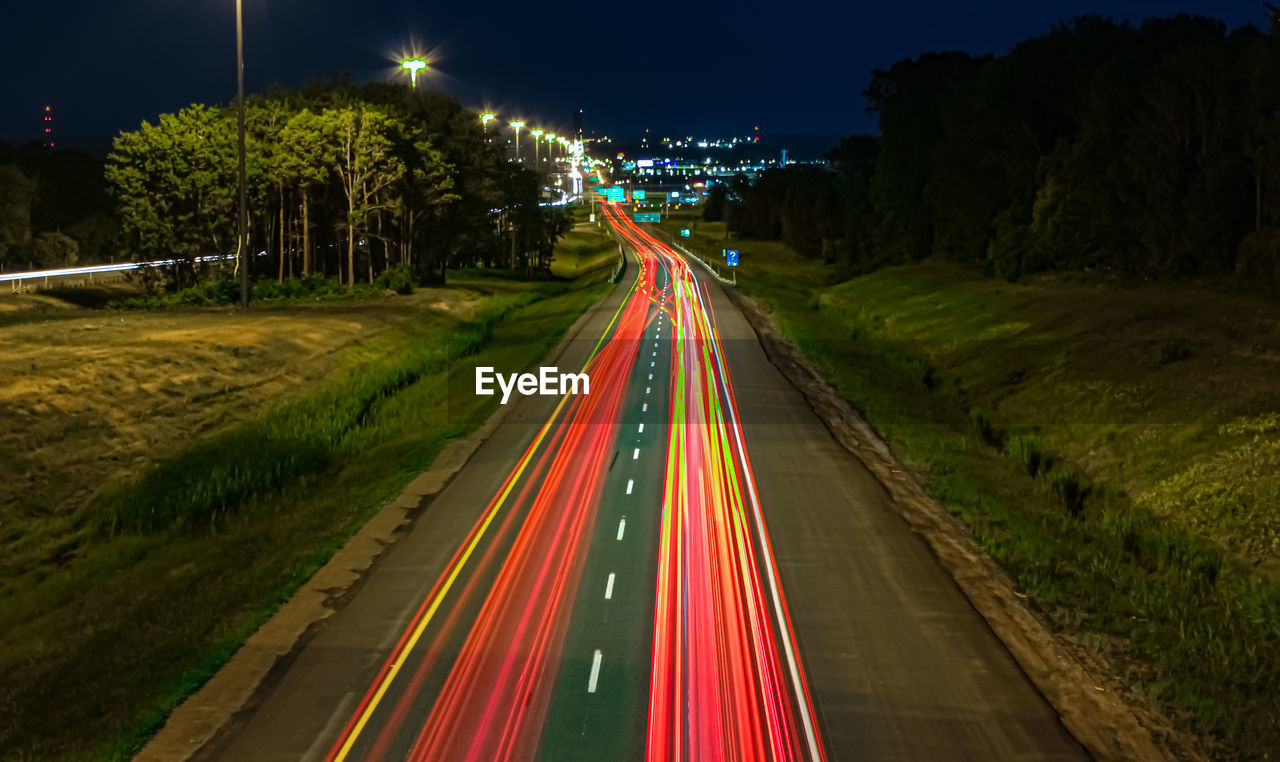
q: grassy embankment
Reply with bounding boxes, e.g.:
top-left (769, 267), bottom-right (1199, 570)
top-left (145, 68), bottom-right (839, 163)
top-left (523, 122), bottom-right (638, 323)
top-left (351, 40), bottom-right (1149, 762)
top-left (661, 212), bottom-right (1280, 760)
top-left (549, 221), bottom-right (619, 279)
top-left (0, 239), bottom-right (616, 761)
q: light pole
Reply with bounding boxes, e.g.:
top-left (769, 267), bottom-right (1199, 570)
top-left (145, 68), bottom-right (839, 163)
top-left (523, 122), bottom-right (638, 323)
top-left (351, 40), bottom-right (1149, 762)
top-left (530, 128), bottom-right (544, 168)
top-left (401, 58), bottom-right (427, 87)
top-left (235, 0), bottom-right (249, 309)
top-left (509, 120), bottom-right (525, 162)
top-left (546, 133), bottom-right (557, 166)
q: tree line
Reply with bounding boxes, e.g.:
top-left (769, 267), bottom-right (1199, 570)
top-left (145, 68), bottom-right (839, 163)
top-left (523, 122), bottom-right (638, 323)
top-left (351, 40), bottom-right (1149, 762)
top-left (0, 142), bottom-right (115, 272)
top-left (105, 80), bottom-right (570, 289)
top-left (718, 11), bottom-right (1280, 290)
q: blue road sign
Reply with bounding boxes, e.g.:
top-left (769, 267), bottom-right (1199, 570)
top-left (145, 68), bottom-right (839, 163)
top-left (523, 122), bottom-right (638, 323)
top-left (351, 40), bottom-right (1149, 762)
top-left (680, 229), bottom-right (691, 238)
top-left (726, 249), bottom-right (739, 267)
top-left (608, 186), bottom-right (626, 202)
top-left (634, 213), bottom-right (662, 223)
top-left (669, 191), bottom-right (680, 199)
top-left (633, 189), bottom-right (647, 200)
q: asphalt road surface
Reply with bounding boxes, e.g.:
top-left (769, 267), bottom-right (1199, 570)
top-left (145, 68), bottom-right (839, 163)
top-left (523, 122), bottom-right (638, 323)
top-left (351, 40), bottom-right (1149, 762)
top-left (196, 207), bottom-right (1088, 762)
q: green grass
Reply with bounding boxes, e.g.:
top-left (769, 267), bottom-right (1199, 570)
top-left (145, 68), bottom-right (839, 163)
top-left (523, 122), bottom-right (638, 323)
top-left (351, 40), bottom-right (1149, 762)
top-left (0, 271), bottom-right (608, 761)
top-left (664, 213), bottom-right (1280, 760)
top-left (548, 226), bottom-right (619, 280)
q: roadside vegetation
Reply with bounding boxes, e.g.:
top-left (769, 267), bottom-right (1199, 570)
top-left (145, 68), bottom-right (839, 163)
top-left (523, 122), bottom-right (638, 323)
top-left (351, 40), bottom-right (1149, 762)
top-left (548, 223), bottom-right (618, 280)
top-left (0, 230), bottom-right (616, 761)
top-left (638, 13), bottom-right (1280, 758)
top-left (663, 212), bottom-right (1280, 760)
top-left (686, 14), bottom-right (1280, 297)
top-left (107, 268), bottom-right (416, 310)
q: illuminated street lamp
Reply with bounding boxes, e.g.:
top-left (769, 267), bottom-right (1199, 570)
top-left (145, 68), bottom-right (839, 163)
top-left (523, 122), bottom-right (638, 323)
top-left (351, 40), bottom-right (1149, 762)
top-left (509, 120), bottom-right (526, 161)
top-left (480, 112), bottom-right (496, 127)
top-left (401, 58), bottom-right (427, 87)
top-left (546, 132), bottom-right (557, 164)
top-left (530, 128), bottom-right (544, 166)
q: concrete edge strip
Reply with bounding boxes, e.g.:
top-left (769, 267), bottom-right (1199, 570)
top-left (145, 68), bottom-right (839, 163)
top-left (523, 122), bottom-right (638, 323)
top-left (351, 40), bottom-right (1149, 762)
top-left (724, 287), bottom-right (1203, 762)
top-left (134, 278), bottom-right (620, 762)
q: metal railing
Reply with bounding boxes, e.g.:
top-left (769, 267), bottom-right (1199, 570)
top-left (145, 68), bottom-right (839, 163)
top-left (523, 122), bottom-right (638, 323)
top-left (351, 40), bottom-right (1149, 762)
top-left (644, 225), bottom-right (736, 286)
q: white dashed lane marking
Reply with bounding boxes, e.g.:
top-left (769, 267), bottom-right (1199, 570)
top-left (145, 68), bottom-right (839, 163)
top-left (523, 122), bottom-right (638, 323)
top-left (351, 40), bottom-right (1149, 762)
top-left (588, 650), bottom-right (603, 693)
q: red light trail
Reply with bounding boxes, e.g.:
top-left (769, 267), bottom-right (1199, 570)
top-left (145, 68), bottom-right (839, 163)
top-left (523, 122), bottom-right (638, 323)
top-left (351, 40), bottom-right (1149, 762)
top-left (323, 203), bottom-right (825, 762)
top-left (607, 207), bottom-right (825, 762)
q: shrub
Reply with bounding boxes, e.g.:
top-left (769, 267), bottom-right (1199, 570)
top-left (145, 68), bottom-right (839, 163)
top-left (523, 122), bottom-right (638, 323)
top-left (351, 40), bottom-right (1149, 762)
top-left (1236, 227), bottom-right (1280, 295)
top-left (1046, 465), bottom-right (1088, 517)
top-left (374, 267), bottom-right (414, 295)
top-left (968, 406), bottom-right (1001, 447)
top-left (1006, 433), bottom-right (1043, 477)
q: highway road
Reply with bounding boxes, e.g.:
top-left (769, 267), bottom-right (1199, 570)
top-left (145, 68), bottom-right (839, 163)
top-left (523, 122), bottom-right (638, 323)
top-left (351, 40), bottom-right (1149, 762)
top-left (196, 206), bottom-right (1088, 762)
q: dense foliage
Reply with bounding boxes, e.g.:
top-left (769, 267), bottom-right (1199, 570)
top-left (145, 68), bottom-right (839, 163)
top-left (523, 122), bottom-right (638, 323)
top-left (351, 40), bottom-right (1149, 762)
top-left (0, 142), bottom-right (116, 271)
top-left (726, 13), bottom-right (1280, 289)
top-left (105, 81), bottom-right (572, 289)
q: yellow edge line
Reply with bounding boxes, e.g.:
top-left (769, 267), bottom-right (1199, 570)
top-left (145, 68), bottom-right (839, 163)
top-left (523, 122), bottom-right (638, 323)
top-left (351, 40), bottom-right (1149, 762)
top-left (333, 260), bottom-right (639, 761)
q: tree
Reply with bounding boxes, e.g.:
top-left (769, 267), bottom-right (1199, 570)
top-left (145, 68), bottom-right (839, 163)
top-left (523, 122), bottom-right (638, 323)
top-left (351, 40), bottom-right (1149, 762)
top-left (106, 105), bottom-right (236, 287)
top-left (326, 105), bottom-right (403, 286)
top-left (31, 231), bottom-right (79, 268)
top-left (278, 108), bottom-right (337, 276)
top-left (0, 165), bottom-right (34, 268)
top-left (703, 184), bottom-right (726, 222)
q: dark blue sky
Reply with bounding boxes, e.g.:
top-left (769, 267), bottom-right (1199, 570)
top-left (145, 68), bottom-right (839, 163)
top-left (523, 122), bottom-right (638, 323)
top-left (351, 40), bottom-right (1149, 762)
top-left (0, 0), bottom-right (1267, 149)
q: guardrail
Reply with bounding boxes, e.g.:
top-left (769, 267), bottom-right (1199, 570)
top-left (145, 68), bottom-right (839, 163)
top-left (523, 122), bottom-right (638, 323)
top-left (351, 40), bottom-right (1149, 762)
top-left (644, 226), bottom-right (736, 286)
top-left (611, 241), bottom-right (627, 283)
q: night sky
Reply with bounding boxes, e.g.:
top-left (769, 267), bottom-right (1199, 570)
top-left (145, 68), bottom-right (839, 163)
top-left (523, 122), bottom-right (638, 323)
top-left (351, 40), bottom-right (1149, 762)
top-left (0, 0), bottom-right (1268, 150)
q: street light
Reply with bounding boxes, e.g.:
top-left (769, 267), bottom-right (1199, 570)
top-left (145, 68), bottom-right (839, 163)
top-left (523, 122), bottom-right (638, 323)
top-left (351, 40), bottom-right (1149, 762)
top-left (480, 112), bottom-right (496, 127)
top-left (546, 132), bottom-right (557, 164)
top-left (235, 0), bottom-right (249, 309)
top-left (401, 58), bottom-right (427, 87)
top-left (509, 120), bottom-right (525, 161)
top-left (530, 128), bottom-right (544, 166)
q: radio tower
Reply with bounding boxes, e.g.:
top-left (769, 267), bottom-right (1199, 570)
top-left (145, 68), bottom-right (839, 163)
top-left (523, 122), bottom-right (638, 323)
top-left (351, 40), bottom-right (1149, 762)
top-left (42, 105), bottom-right (54, 149)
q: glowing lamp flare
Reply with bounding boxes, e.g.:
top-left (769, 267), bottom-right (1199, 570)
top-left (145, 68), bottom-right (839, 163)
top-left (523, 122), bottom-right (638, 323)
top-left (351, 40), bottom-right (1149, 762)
top-left (401, 58), bottom-right (427, 86)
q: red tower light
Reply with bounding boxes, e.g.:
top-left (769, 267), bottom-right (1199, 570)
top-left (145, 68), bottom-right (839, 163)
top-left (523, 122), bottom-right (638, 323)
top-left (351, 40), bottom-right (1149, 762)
top-left (42, 105), bottom-right (54, 148)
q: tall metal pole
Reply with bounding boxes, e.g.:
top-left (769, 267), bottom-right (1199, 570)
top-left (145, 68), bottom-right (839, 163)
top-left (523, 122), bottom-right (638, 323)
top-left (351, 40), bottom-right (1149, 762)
top-left (236, 0), bottom-right (250, 309)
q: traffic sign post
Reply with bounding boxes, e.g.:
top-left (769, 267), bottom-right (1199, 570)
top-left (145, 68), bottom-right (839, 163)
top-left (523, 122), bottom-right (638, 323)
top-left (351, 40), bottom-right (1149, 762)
top-left (726, 249), bottom-right (739, 266)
